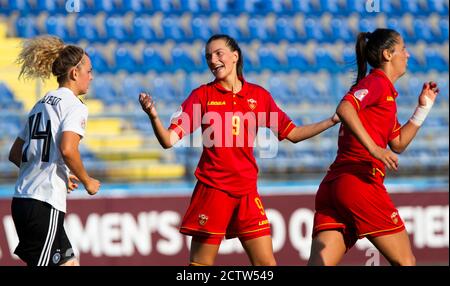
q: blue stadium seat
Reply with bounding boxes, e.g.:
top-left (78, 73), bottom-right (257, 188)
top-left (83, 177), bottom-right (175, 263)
top-left (286, 47), bottom-right (309, 71)
top-left (170, 47), bottom-right (196, 72)
top-left (8, 0), bottom-right (29, 14)
top-left (114, 47), bottom-right (137, 73)
top-left (428, 0), bottom-right (449, 15)
top-left (342, 46), bottom-right (356, 71)
top-left (248, 17), bottom-right (270, 42)
top-left (119, 0), bottom-right (144, 13)
top-left (275, 17), bottom-right (298, 42)
top-left (292, 0), bottom-right (315, 14)
top-left (85, 46), bottom-right (109, 73)
top-left (121, 77), bottom-right (145, 100)
top-left (400, 0), bottom-right (420, 15)
top-left (304, 18), bottom-right (324, 42)
top-left (142, 47), bottom-right (166, 72)
top-left (424, 48), bottom-right (448, 72)
top-left (413, 18), bottom-right (434, 42)
top-left (152, 0), bottom-right (175, 13)
top-left (257, 47), bottom-right (280, 71)
top-left (208, 0), bottom-right (231, 13)
top-left (358, 18), bottom-right (376, 33)
top-left (162, 17), bottom-right (185, 41)
top-left (386, 18), bottom-right (407, 40)
top-left (92, 0), bottom-right (116, 13)
top-left (91, 77), bottom-right (117, 104)
top-left (218, 17), bottom-right (242, 42)
top-left (105, 17), bottom-right (128, 42)
top-left (345, 0), bottom-right (366, 14)
top-left (16, 17), bottom-right (38, 38)
top-left (180, 0), bottom-right (203, 13)
top-left (320, 0), bottom-right (342, 14)
top-left (45, 16), bottom-right (69, 41)
top-left (34, 0), bottom-right (57, 13)
top-left (75, 16), bottom-right (99, 42)
top-left (314, 48), bottom-right (338, 72)
top-left (438, 18), bottom-right (449, 42)
top-left (267, 76), bottom-right (291, 104)
top-left (330, 18), bottom-right (353, 43)
top-left (191, 17), bottom-right (212, 41)
top-left (259, 0), bottom-right (286, 14)
top-left (150, 76), bottom-right (177, 102)
top-left (132, 17), bottom-right (156, 42)
top-left (406, 52), bottom-right (423, 73)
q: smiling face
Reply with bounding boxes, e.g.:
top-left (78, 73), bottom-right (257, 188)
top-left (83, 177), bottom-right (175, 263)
top-left (205, 39), bottom-right (239, 81)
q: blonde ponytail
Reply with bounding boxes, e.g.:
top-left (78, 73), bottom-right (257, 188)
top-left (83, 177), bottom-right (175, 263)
top-left (16, 35), bottom-right (65, 80)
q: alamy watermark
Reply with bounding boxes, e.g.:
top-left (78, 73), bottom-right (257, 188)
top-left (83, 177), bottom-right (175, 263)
top-left (66, 0), bottom-right (80, 13)
top-left (169, 104), bottom-right (282, 158)
top-left (365, 0), bottom-right (380, 13)
top-left (365, 248), bottom-right (380, 266)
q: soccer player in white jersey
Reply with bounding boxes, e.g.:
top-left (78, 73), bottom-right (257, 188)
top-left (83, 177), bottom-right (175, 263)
top-left (8, 35), bottom-right (101, 266)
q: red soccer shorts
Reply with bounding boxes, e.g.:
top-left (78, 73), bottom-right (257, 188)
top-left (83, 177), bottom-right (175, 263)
top-left (180, 181), bottom-right (271, 244)
top-left (313, 170), bottom-right (405, 250)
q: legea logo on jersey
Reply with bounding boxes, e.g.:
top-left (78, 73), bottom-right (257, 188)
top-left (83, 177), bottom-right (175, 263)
top-left (354, 89), bottom-right (369, 101)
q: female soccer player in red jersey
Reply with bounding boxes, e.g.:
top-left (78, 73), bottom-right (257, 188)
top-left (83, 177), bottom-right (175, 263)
top-left (308, 29), bottom-right (440, 266)
top-left (139, 34), bottom-right (339, 266)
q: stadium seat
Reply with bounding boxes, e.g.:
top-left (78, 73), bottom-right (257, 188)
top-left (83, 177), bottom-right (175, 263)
top-left (85, 46), bottom-right (109, 74)
top-left (162, 17), bottom-right (185, 41)
top-left (330, 18), bottom-right (353, 43)
top-left (191, 17), bottom-right (212, 42)
top-left (314, 48), bottom-right (338, 73)
top-left (114, 47), bottom-right (137, 73)
top-left (267, 76), bottom-right (291, 104)
top-left (45, 16), bottom-right (68, 41)
top-left (119, 0), bottom-right (144, 14)
top-left (291, 0), bottom-right (315, 14)
top-left (275, 17), bottom-right (298, 42)
top-left (248, 17), bottom-right (270, 42)
top-left (304, 18), bottom-right (324, 42)
top-left (170, 47), bottom-right (196, 72)
top-left (342, 46), bottom-right (356, 71)
top-left (437, 18), bottom-right (449, 43)
top-left (180, 0), bottom-right (203, 13)
top-left (424, 48), bottom-right (448, 72)
top-left (358, 18), bottom-right (376, 33)
top-left (413, 18), bottom-right (434, 43)
top-left (320, 0), bottom-right (342, 14)
top-left (207, 0), bottom-right (231, 13)
top-left (91, 77), bottom-right (117, 104)
top-left (142, 47), bottom-right (166, 72)
top-left (151, 0), bottom-right (175, 13)
top-left (75, 16), bottom-right (99, 42)
top-left (286, 47), bottom-right (309, 71)
top-left (121, 77), bottom-right (145, 100)
top-left (132, 17), bottom-right (156, 42)
top-left (92, 0), bottom-right (116, 13)
top-left (428, 0), bottom-right (449, 15)
top-left (16, 17), bottom-right (38, 38)
top-left (218, 17), bottom-right (242, 42)
top-left (257, 47), bottom-right (280, 71)
top-left (105, 17), bottom-right (129, 43)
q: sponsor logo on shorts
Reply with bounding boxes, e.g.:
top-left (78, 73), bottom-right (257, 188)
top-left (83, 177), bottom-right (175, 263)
top-left (198, 214), bottom-right (208, 226)
top-left (391, 212), bottom-right (399, 224)
top-left (258, 220), bottom-right (269, 226)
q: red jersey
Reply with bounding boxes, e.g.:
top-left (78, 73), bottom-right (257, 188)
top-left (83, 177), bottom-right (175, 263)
top-left (169, 78), bottom-right (295, 196)
top-left (331, 69), bottom-right (401, 174)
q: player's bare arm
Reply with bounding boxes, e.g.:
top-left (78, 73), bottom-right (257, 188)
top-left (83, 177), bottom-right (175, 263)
top-left (8, 137), bottom-right (25, 168)
top-left (59, 131), bottom-right (100, 195)
top-left (286, 113), bottom-right (340, 143)
top-left (389, 81), bottom-right (439, 153)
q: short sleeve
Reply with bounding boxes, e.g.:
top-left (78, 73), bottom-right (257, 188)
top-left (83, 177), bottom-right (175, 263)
top-left (264, 91), bottom-right (296, 141)
top-left (169, 87), bottom-right (203, 139)
top-left (61, 104), bottom-right (88, 138)
top-left (389, 117), bottom-right (402, 141)
top-left (342, 80), bottom-right (384, 112)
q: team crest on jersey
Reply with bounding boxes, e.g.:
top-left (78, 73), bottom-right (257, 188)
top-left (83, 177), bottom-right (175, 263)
top-left (80, 118), bottom-right (86, 130)
top-left (354, 89), bottom-right (369, 101)
top-left (391, 211), bottom-right (399, 224)
top-left (247, 98), bottom-right (257, 110)
top-left (198, 214), bottom-right (208, 226)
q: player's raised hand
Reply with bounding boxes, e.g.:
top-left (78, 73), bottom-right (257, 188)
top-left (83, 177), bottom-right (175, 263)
top-left (419, 81), bottom-right (439, 106)
top-left (139, 92), bottom-right (157, 118)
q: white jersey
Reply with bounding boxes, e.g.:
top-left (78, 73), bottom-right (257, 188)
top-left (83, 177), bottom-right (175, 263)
top-left (14, 87), bottom-right (88, 213)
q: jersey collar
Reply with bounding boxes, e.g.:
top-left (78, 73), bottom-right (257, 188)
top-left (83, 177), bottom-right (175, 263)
top-left (212, 76), bottom-right (248, 98)
top-left (370, 69), bottom-right (399, 98)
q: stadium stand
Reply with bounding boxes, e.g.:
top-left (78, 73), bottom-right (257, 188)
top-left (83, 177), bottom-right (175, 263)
top-left (0, 0), bottom-right (448, 182)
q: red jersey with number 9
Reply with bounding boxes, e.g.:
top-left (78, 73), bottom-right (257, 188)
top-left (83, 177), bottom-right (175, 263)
top-left (169, 78), bottom-right (295, 196)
